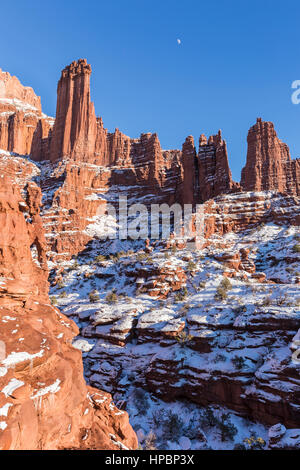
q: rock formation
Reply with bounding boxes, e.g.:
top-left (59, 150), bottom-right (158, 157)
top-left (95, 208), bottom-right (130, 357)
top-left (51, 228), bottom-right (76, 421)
top-left (0, 68), bottom-right (54, 156)
top-left (197, 131), bottom-right (239, 202)
top-left (0, 176), bottom-right (137, 450)
top-left (241, 118), bottom-right (300, 195)
top-left (49, 59), bottom-right (99, 163)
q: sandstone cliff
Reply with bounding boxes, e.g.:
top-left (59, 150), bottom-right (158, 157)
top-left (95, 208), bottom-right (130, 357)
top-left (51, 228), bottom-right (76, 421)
top-left (241, 118), bottom-right (300, 195)
top-left (0, 175), bottom-right (137, 450)
top-left (0, 68), bottom-right (54, 157)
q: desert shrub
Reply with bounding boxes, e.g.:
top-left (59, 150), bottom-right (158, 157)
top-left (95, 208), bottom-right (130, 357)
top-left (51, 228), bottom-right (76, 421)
top-left (215, 286), bottom-right (228, 301)
top-left (151, 409), bottom-right (166, 427)
top-left (199, 281), bottom-right (206, 289)
top-left (200, 408), bottom-right (219, 428)
top-left (50, 296), bottom-right (57, 305)
top-left (292, 244), bottom-right (300, 253)
top-left (59, 290), bottom-right (67, 299)
top-left (219, 413), bottom-right (238, 442)
top-left (175, 331), bottom-right (193, 346)
top-left (144, 431), bottom-right (157, 450)
top-left (162, 410), bottom-right (184, 441)
top-left (214, 353), bottom-right (227, 363)
top-left (276, 294), bottom-right (287, 306)
top-left (220, 277), bottom-right (232, 291)
top-left (89, 290), bottom-right (100, 303)
top-left (232, 355), bottom-right (246, 370)
top-left (187, 260), bottom-right (197, 271)
top-left (137, 252), bottom-right (148, 261)
top-left (95, 254), bottom-right (107, 263)
top-left (175, 287), bottom-right (188, 302)
top-left (179, 304), bottom-right (190, 315)
top-left (57, 280), bottom-right (65, 289)
top-left (105, 289), bottom-right (118, 304)
top-left (243, 435), bottom-right (266, 450)
top-left (133, 388), bottom-right (148, 415)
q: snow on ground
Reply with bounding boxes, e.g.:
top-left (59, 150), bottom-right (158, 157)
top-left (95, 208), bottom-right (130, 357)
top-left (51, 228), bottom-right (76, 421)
top-left (49, 222), bottom-right (300, 450)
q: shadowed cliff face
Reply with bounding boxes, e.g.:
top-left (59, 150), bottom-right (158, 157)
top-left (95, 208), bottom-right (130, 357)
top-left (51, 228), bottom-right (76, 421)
top-left (0, 175), bottom-right (137, 450)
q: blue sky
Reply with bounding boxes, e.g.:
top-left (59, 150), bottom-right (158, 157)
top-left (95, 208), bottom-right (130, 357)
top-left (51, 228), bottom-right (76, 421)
top-left (1, 0), bottom-right (300, 180)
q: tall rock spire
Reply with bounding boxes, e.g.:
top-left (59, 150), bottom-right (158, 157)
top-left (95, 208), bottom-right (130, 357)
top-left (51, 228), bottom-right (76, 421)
top-left (197, 130), bottom-right (237, 202)
top-left (181, 135), bottom-right (197, 205)
top-left (241, 118), bottom-right (300, 195)
top-left (50, 59), bottom-right (98, 162)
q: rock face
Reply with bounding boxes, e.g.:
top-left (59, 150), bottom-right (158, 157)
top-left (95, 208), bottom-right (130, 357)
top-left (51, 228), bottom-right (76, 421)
top-left (0, 68), bottom-right (41, 111)
top-left (0, 176), bottom-right (137, 450)
top-left (0, 68), bottom-right (54, 156)
top-left (197, 131), bottom-right (239, 202)
top-left (49, 59), bottom-right (98, 163)
top-left (241, 118), bottom-right (300, 195)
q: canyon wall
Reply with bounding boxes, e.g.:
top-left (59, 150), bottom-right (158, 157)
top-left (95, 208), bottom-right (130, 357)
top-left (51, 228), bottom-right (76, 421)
top-left (0, 173), bottom-right (137, 450)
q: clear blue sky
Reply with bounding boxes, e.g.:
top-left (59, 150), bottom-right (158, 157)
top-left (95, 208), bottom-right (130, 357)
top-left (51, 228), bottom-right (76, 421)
top-left (1, 0), bottom-right (300, 180)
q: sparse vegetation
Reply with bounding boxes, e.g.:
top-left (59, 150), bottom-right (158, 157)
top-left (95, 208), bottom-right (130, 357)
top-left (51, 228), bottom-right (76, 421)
top-left (57, 280), bottom-right (65, 289)
top-left (292, 244), bottom-right (300, 253)
top-left (105, 289), bottom-right (118, 304)
top-left (144, 431), bottom-right (157, 450)
top-left (175, 331), bottom-right (193, 346)
top-left (220, 277), bottom-right (232, 291)
top-left (219, 413), bottom-right (238, 442)
top-left (232, 355), bottom-right (246, 370)
top-left (89, 290), bottom-right (100, 303)
top-left (162, 410), bottom-right (184, 441)
top-left (215, 286), bottom-right (228, 301)
top-left (187, 260), bottom-right (197, 272)
top-left (214, 353), bottom-right (227, 363)
top-left (175, 287), bottom-right (188, 302)
top-left (50, 296), bottom-right (57, 305)
top-left (200, 409), bottom-right (237, 442)
top-left (95, 254), bottom-right (107, 263)
top-left (243, 435), bottom-right (266, 450)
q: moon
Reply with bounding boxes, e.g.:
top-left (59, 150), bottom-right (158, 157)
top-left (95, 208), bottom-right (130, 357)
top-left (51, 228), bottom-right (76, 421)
top-left (177, 38), bottom-right (181, 45)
